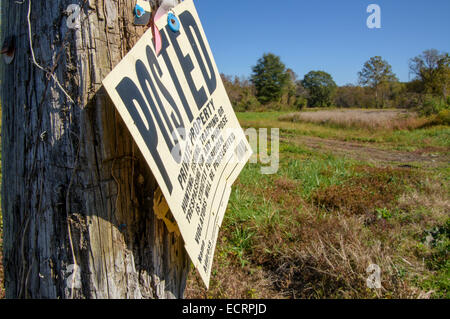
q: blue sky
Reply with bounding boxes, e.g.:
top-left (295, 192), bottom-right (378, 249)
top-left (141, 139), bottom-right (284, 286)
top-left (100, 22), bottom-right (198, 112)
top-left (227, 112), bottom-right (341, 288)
top-left (194, 0), bottom-right (450, 86)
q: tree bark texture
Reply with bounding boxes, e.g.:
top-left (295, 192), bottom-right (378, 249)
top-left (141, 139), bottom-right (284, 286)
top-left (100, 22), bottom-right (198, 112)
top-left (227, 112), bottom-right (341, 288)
top-left (1, 0), bottom-right (190, 299)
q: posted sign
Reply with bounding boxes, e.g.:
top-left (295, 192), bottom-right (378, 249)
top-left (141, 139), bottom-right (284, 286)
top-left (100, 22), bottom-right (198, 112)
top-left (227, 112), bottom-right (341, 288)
top-left (103, 0), bottom-right (252, 287)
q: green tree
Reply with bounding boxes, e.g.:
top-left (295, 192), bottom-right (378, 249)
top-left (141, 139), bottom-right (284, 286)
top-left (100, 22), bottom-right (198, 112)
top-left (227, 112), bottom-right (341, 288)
top-left (358, 56), bottom-right (398, 108)
top-left (282, 69), bottom-right (297, 106)
top-left (409, 49), bottom-right (450, 98)
top-left (251, 53), bottom-right (289, 104)
top-left (301, 71), bottom-right (337, 107)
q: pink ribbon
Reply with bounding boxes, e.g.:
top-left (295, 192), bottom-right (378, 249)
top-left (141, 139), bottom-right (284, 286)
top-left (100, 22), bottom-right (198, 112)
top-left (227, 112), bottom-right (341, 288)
top-left (151, 0), bottom-right (177, 55)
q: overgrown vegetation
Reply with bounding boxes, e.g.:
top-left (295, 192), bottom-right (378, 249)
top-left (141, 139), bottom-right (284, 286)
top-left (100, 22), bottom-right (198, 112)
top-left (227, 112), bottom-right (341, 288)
top-left (186, 110), bottom-right (449, 299)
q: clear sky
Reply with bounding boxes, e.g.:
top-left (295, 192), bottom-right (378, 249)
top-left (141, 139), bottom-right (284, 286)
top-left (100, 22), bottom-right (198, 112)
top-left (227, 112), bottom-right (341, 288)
top-left (194, 0), bottom-right (450, 86)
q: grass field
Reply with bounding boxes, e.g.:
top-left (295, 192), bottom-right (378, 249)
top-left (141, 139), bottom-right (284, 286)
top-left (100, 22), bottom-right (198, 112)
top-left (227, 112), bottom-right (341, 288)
top-left (0, 109), bottom-right (448, 299)
top-left (185, 109), bottom-right (449, 299)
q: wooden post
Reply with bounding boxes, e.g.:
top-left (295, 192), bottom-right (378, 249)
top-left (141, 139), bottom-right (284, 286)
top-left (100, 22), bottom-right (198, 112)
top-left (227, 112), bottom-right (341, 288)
top-left (1, 0), bottom-right (190, 299)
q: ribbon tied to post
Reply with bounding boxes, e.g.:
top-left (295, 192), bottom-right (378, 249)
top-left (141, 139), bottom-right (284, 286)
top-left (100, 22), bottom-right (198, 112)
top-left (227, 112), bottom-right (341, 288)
top-left (149, 0), bottom-right (178, 55)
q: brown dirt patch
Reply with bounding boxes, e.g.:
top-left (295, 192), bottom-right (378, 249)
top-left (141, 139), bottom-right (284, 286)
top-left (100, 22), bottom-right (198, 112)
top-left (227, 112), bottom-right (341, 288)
top-left (283, 135), bottom-right (449, 166)
top-left (266, 178), bottom-right (303, 206)
top-left (311, 166), bottom-right (419, 216)
top-left (274, 177), bottom-right (297, 192)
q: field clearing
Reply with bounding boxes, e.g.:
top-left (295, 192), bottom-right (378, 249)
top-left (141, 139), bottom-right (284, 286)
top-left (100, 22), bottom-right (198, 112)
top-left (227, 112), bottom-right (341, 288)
top-left (279, 109), bottom-right (428, 130)
top-left (282, 135), bottom-right (448, 167)
top-left (237, 111), bottom-right (450, 152)
top-left (186, 109), bottom-right (449, 299)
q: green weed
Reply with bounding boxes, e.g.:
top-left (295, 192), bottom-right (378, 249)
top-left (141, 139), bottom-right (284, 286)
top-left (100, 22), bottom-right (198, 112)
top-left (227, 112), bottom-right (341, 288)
top-left (281, 154), bottom-right (355, 198)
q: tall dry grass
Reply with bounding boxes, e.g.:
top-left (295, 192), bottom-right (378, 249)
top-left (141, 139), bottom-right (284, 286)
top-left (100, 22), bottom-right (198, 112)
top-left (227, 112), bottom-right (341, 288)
top-left (279, 109), bottom-right (428, 130)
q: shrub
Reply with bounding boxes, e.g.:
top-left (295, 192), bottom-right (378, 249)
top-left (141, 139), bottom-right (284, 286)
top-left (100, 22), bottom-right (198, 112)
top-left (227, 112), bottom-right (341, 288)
top-left (418, 95), bottom-right (449, 116)
top-left (295, 96), bottom-right (307, 110)
top-left (430, 109), bottom-right (450, 126)
top-left (235, 91), bottom-right (261, 112)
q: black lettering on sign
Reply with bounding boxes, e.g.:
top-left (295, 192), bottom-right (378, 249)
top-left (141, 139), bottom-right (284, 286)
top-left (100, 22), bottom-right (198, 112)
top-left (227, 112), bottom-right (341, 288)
top-left (112, 7), bottom-right (221, 197)
top-left (160, 30), bottom-right (194, 123)
top-left (136, 59), bottom-right (176, 159)
top-left (145, 45), bottom-right (186, 162)
top-left (166, 22), bottom-right (208, 112)
top-left (115, 77), bottom-right (173, 194)
top-left (179, 10), bottom-right (217, 97)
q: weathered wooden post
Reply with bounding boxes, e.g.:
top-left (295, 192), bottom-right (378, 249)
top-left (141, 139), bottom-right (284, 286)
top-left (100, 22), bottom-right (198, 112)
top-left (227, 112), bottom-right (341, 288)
top-left (1, 0), bottom-right (190, 298)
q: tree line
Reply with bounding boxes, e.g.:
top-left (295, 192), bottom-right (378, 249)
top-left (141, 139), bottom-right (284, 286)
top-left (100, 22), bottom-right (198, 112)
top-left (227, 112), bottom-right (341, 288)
top-left (222, 50), bottom-right (450, 116)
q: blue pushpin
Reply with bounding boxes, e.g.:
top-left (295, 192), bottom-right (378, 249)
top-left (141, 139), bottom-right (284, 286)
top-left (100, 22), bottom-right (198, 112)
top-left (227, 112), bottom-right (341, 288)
top-left (134, 4), bottom-right (145, 18)
top-left (167, 12), bottom-right (180, 32)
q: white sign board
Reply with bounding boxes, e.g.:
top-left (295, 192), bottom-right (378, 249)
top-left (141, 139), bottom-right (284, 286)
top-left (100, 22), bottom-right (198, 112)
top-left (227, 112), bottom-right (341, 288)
top-left (103, 0), bottom-right (252, 287)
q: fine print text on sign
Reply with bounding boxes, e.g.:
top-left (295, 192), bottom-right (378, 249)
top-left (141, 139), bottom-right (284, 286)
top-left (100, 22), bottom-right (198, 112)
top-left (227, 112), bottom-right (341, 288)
top-left (102, 0), bottom-right (252, 287)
